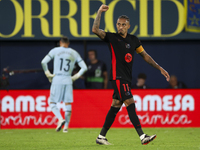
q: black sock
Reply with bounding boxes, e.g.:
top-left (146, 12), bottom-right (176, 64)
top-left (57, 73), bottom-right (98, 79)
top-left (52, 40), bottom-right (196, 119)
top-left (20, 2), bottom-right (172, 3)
top-left (100, 106), bottom-right (120, 136)
top-left (126, 103), bottom-right (144, 136)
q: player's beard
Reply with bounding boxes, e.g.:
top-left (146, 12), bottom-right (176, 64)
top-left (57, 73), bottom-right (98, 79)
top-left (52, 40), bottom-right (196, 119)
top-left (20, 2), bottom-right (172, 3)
top-left (118, 31), bottom-right (124, 35)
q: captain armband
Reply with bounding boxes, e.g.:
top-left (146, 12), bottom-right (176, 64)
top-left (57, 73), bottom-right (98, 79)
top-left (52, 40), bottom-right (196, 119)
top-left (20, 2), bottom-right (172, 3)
top-left (136, 45), bottom-right (144, 54)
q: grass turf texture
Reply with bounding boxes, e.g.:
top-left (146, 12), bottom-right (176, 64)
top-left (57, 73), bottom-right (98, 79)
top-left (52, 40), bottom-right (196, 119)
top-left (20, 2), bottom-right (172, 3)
top-left (0, 128), bottom-right (200, 150)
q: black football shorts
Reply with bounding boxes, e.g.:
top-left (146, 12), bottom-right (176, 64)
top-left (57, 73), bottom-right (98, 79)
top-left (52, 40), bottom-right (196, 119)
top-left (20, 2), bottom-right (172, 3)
top-left (111, 79), bottom-right (133, 101)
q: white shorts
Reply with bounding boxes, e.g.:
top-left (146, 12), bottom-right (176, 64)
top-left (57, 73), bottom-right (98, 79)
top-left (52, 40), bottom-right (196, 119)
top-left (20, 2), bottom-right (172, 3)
top-left (49, 84), bottom-right (73, 103)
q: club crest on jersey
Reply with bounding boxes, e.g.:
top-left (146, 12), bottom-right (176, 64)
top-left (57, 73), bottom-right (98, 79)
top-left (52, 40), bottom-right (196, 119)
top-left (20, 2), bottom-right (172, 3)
top-left (125, 43), bottom-right (130, 49)
top-left (125, 53), bottom-right (132, 63)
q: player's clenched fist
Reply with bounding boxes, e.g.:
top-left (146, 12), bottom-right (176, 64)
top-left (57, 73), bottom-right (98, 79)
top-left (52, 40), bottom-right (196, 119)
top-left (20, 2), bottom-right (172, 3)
top-left (98, 4), bottom-right (109, 12)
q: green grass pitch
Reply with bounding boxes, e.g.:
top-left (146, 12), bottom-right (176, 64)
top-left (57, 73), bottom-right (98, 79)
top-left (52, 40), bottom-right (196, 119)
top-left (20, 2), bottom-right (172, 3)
top-left (0, 128), bottom-right (200, 150)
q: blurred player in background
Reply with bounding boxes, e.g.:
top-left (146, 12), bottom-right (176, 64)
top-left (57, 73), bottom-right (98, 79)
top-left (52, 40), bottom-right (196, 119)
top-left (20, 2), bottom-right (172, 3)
top-left (85, 49), bottom-right (108, 89)
top-left (92, 4), bottom-right (170, 145)
top-left (132, 73), bottom-right (150, 89)
top-left (41, 36), bottom-right (87, 133)
top-left (167, 75), bottom-right (187, 89)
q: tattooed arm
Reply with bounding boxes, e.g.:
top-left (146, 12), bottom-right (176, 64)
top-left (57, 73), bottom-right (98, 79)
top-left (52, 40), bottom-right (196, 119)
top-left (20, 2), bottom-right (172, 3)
top-left (92, 4), bottom-right (109, 40)
top-left (139, 50), bottom-right (170, 81)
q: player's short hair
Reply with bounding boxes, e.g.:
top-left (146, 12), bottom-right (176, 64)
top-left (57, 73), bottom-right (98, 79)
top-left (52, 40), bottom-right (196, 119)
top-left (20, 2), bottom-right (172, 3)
top-left (88, 49), bottom-right (97, 58)
top-left (60, 36), bottom-right (70, 44)
top-left (138, 73), bottom-right (147, 80)
top-left (118, 15), bottom-right (130, 24)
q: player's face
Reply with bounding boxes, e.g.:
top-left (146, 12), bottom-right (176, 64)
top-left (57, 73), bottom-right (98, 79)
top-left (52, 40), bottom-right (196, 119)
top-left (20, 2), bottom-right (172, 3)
top-left (137, 78), bottom-right (145, 87)
top-left (169, 76), bottom-right (178, 88)
top-left (88, 51), bottom-right (96, 61)
top-left (116, 18), bottom-right (130, 36)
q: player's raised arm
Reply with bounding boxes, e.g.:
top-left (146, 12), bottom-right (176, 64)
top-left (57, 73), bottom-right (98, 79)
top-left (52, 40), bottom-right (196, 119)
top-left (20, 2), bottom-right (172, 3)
top-left (92, 4), bottom-right (109, 40)
top-left (139, 50), bottom-right (170, 82)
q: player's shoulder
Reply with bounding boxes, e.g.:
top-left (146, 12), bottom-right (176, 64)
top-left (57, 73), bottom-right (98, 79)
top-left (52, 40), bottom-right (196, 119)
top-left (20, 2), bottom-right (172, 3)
top-left (105, 32), bottom-right (117, 36)
top-left (104, 32), bottom-right (119, 41)
top-left (49, 47), bottom-right (57, 51)
top-left (48, 47), bottom-right (59, 55)
top-left (52, 47), bottom-right (77, 53)
top-left (67, 47), bottom-right (82, 58)
top-left (128, 33), bottom-right (138, 39)
top-left (49, 47), bottom-right (61, 52)
top-left (67, 47), bottom-right (79, 55)
top-left (97, 60), bottom-right (106, 65)
top-left (86, 61), bottom-right (92, 66)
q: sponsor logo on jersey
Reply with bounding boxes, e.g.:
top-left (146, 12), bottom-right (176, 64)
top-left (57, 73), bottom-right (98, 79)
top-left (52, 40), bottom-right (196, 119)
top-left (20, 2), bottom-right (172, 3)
top-left (125, 53), bottom-right (132, 63)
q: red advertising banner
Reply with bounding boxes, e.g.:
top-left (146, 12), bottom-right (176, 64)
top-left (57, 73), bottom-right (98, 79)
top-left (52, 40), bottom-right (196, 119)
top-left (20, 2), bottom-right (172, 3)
top-left (0, 89), bottom-right (199, 129)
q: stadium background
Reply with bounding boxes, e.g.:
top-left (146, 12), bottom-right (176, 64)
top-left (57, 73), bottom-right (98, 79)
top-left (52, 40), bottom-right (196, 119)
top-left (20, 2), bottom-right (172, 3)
top-left (0, 0), bottom-right (200, 89)
top-left (0, 3), bottom-right (200, 150)
top-left (0, 0), bottom-right (200, 128)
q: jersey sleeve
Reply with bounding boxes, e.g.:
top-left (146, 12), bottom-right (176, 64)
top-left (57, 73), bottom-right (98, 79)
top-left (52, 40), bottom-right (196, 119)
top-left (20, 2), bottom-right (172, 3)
top-left (134, 36), bottom-right (144, 54)
top-left (41, 55), bottom-right (52, 72)
top-left (77, 60), bottom-right (87, 76)
top-left (102, 32), bottom-right (111, 43)
top-left (136, 45), bottom-right (144, 54)
top-left (76, 52), bottom-right (83, 63)
top-left (75, 52), bottom-right (87, 76)
top-left (48, 48), bottom-right (55, 59)
top-left (41, 49), bottom-right (55, 72)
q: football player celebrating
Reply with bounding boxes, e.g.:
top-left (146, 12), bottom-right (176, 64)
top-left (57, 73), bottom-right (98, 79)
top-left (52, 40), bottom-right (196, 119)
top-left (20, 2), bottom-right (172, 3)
top-left (92, 4), bottom-right (170, 145)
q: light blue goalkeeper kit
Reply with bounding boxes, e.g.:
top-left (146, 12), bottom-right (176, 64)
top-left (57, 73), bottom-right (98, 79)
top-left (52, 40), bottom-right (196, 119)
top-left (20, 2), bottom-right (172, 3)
top-left (41, 46), bottom-right (87, 131)
top-left (41, 46), bottom-right (87, 85)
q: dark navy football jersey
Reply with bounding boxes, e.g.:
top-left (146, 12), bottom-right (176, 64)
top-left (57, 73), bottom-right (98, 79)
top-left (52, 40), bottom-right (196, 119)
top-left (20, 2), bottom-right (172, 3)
top-left (103, 32), bottom-right (142, 82)
top-left (85, 60), bottom-right (107, 89)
